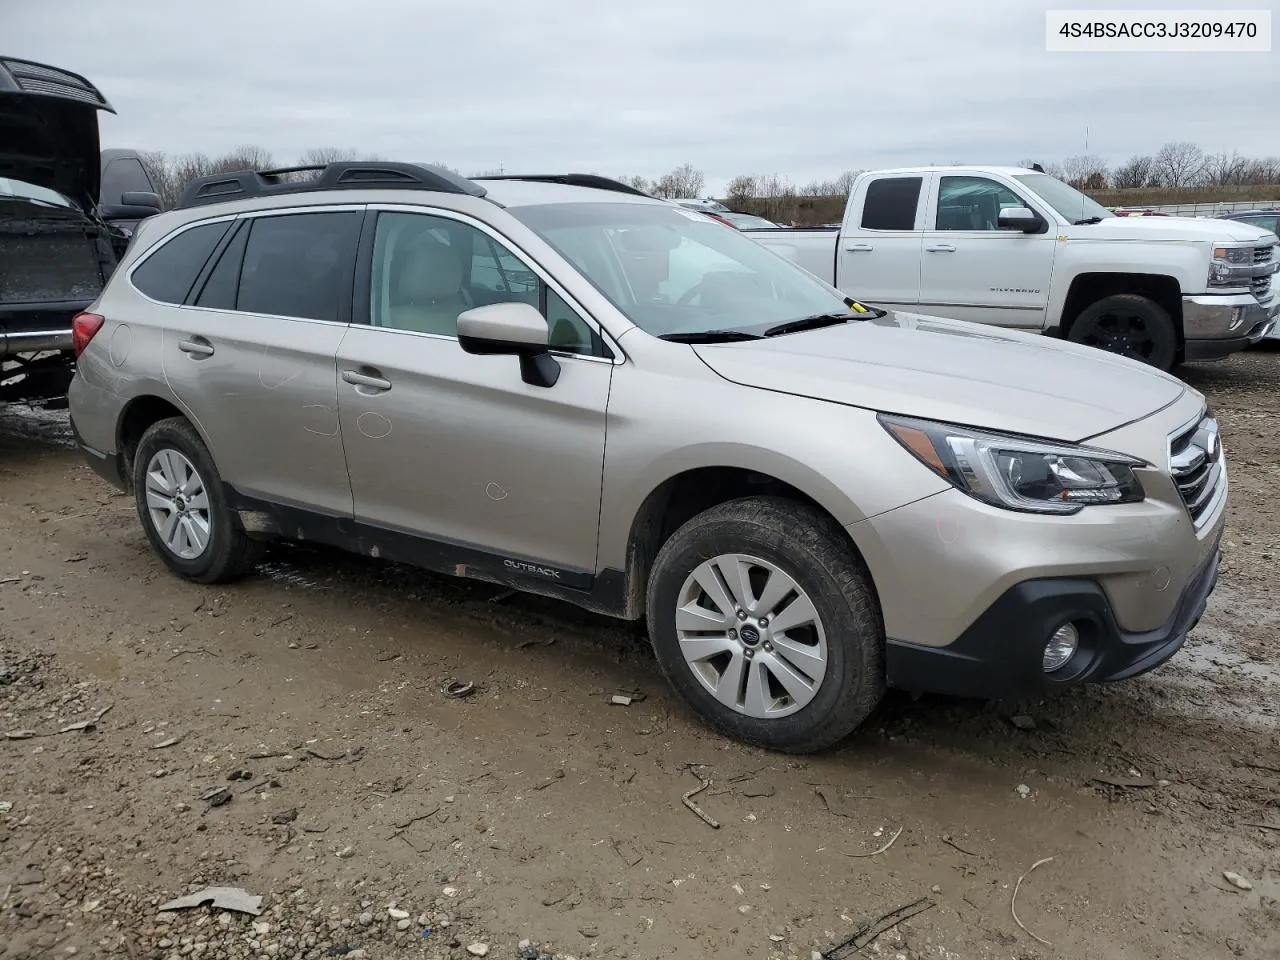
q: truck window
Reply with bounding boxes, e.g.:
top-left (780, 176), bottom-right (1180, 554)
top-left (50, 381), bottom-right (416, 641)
top-left (936, 176), bottom-right (1023, 231)
top-left (860, 177), bottom-right (922, 231)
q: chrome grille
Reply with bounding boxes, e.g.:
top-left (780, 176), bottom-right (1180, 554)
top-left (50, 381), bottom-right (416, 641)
top-left (1253, 274), bottom-right (1273, 300)
top-left (1169, 416), bottom-right (1225, 528)
top-left (1254, 245), bottom-right (1274, 264)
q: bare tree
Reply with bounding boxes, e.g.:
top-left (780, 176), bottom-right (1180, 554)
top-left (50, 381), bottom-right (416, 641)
top-left (651, 163), bottom-right (705, 199)
top-left (1202, 151), bottom-right (1252, 187)
top-left (1110, 155), bottom-right (1155, 190)
top-left (833, 169), bottom-right (860, 196)
top-left (621, 174), bottom-right (653, 193)
top-left (213, 145), bottom-right (275, 174)
top-left (1152, 141), bottom-right (1205, 188)
top-left (724, 175), bottom-right (756, 209)
top-left (1060, 155), bottom-right (1109, 189)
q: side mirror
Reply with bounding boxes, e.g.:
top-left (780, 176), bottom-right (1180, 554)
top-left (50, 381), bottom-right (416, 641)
top-left (996, 206), bottom-right (1041, 232)
top-left (99, 191), bottom-right (162, 221)
top-left (457, 301), bottom-right (560, 388)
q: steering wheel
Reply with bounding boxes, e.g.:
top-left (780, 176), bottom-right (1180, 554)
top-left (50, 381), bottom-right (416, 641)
top-left (676, 282), bottom-right (706, 306)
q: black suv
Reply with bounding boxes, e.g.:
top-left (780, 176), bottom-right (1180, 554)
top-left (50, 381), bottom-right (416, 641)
top-left (1, 56), bottom-right (161, 404)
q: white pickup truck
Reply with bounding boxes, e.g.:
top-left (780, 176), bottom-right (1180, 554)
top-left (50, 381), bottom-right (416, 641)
top-left (744, 166), bottom-right (1280, 371)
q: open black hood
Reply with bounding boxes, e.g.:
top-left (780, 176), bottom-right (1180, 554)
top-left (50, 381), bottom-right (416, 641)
top-left (0, 56), bottom-right (115, 211)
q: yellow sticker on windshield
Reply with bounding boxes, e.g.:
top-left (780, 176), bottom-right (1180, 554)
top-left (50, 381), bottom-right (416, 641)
top-left (849, 301), bottom-right (870, 313)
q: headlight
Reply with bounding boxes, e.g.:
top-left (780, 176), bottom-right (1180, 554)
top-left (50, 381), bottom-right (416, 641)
top-left (880, 415), bottom-right (1146, 515)
top-left (1208, 244), bottom-right (1251, 289)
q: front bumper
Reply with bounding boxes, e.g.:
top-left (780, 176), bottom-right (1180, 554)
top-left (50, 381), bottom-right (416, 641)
top-left (884, 542), bottom-right (1220, 699)
top-left (1182, 292), bottom-right (1278, 360)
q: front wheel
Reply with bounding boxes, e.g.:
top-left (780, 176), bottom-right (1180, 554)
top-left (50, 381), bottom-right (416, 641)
top-left (1067, 294), bottom-right (1178, 371)
top-left (646, 496), bottom-right (885, 753)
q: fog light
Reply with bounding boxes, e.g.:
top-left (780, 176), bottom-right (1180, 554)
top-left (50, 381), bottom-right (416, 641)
top-left (1043, 623), bottom-right (1079, 672)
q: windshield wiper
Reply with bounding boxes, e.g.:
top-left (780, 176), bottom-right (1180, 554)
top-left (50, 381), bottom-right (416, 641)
top-left (658, 330), bottom-right (763, 344)
top-left (762, 313), bottom-right (852, 337)
top-left (1072, 216), bottom-right (1103, 225)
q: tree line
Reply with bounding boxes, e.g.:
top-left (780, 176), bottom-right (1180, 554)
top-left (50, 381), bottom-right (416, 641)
top-left (139, 141), bottom-right (1280, 216)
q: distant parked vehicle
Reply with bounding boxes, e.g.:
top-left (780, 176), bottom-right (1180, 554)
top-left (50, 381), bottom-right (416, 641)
top-left (743, 165), bottom-right (1279, 371)
top-left (0, 55), bottom-right (160, 404)
top-left (673, 198), bottom-right (731, 214)
top-left (717, 212), bottom-right (781, 230)
top-left (1218, 208), bottom-right (1280, 240)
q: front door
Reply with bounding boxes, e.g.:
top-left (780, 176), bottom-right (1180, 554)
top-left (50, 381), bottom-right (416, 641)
top-left (335, 208), bottom-right (613, 582)
top-left (159, 208), bottom-right (362, 516)
top-left (919, 175), bottom-right (1058, 329)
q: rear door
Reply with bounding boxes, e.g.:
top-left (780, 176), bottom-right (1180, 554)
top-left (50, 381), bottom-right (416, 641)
top-left (834, 175), bottom-right (926, 308)
top-left (335, 206), bottom-right (613, 579)
top-left (153, 206), bottom-right (362, 517)
top-left (918, 174), bottom-right (1058, 329)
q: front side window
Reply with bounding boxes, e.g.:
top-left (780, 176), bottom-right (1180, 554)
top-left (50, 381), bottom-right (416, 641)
top-left (368, 211), bottom-right (599, 356)
top-left (131, 220), bottom-right (232, 304)
top-left (935, 176), bottom-right (1026, 231)
top-left (236, 211), bottom-right (362, 322)
top-left (509, 201), bottom-right (857, 339)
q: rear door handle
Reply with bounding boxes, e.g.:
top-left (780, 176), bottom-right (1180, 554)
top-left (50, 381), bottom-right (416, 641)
top-left (844, 243), bottom-right (874, 252)
top-left (342, 368), bottom-right (392, 392)
top-left (177, 337), bottom-right (214, 357)
top-left (925, 243), bottom-right (956, 253)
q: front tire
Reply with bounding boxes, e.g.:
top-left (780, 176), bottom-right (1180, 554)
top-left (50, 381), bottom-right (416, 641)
top-left (646, 496), bottom-right (885, 753)
top-left (132, 417), bottom-right (263, 584)
top-left (1067, 294), bottom-right (1178, 371)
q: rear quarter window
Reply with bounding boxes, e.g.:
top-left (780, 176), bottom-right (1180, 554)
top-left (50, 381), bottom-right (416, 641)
top-left (130, 220), bottom-right (233, 304)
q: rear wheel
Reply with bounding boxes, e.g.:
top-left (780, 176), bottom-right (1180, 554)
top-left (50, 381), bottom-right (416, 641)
top-left (132, 417), bottom-right (263, 583)
top-left (1067, 294), bottom-right (1178, 371)
top-left (646, 496), bottom-right (884, 753)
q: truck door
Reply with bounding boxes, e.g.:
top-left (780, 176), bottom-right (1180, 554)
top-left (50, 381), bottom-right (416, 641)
top-left (919, 174), bottom-right (1058, 329)
top-left (835, 174), bottom-right (926, 309)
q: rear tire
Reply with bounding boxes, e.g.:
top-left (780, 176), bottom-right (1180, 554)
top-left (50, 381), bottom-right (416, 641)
top-left (132, 417), bottom-right (263, 584)
top-left (646, 496), bottom-right (884, 753)
top-left (1067, 294), bottom-right (1178, 371)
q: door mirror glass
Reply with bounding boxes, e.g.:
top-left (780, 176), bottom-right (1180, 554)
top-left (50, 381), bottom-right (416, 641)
top-left (996, 206), bottom-right (1040, 231)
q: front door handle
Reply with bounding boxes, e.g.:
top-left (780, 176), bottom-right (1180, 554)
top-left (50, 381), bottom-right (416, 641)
top-left (342, 369), bottom-right (392, 392)
top-left (925, 243), bottom-right (957, 253)
top-left (177, 337), bottom-right (214, 357)
top-left (844, 243), bottom-right (874, 252)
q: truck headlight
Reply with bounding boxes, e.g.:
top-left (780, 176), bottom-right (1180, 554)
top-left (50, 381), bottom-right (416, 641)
top-left (880, 415), bottom-right (1146, 515)
top-left (1208, 245), bottom-right (1251, 289)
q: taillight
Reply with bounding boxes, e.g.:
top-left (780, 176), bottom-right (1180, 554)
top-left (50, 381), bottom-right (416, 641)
top-left (72, 312), bottom-right (105, 357)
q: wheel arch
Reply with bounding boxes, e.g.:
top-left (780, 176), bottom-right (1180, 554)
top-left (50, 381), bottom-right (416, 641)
top-left (116, 392), bottom-right (209, 491)
top-left (611, 463), bottom-right (883, 621)
top-left (1059, 272), bottom-right (1183, 344)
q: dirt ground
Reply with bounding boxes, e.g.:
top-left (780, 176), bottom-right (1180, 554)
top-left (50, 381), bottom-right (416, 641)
top-left (1, 351), bottom-right (1278, 960)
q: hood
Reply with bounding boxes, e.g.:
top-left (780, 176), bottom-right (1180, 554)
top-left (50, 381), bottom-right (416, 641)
top-left (1070, 214), bottom-right (1276, 245)
top-left (0, 57), bottom-right (114, 211)
top-left (692, 312), bottom-right (1186, 444)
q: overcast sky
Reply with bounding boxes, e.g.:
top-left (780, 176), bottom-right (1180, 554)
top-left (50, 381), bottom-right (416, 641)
top-left (6, 0), bottom-right (1278, 192)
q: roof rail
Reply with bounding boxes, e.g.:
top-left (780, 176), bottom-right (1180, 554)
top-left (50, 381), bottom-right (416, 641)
top-left (0, 55), bottom-right (114, 112)
top-left (471, 173), bottom-right (652, 198)
top-left (174, 161), bottom-right (486, 210)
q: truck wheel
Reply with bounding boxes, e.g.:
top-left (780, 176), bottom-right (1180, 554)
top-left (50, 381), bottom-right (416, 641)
top-left (1067, 294), bottom-right (1178, 371)
top-left (132, 417), bottom-right (263, 584)
top-left (646, 496), bottom-right (884, 753)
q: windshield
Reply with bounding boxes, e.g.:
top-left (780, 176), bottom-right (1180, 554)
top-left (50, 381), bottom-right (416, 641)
top-left (0, 177), bottom-right (76, 209)
top-left (1011, 173), bottom-right (1112, 224)
top-left (509, 201), bottom-right (855, 338)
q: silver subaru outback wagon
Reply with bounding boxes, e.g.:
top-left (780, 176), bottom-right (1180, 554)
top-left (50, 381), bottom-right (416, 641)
top-left (68, 162), bottom-right (1225, 753)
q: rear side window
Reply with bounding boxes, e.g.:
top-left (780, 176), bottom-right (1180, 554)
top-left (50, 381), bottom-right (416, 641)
top-left (194, 222), bottom-right (249, 310)
top-left (236, 212), bottom-right (362, 322)
top-left (860, 177), bottom-right (922, 231)
top-left (131, 221), bottom-right (232, 303)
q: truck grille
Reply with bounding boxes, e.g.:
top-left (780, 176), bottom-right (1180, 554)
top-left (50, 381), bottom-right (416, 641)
top-left (1169, 415), bottom-right (1225, 528)
top-left (1253, 245), bottom-right (1274, 264)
